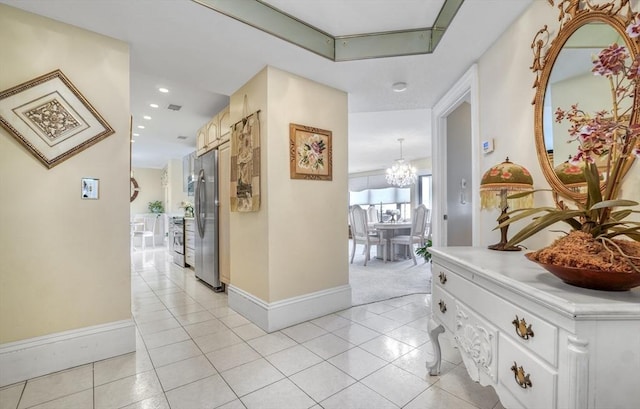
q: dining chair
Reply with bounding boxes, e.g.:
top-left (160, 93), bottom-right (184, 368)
top-left (349, 205), bottom-right (387, 266)
top-left (367, 205), bottom-right (380, 223)
top-left (133, 215), bottom-right (158, 251)
top-left (390, 204), bottom-right (429, 265)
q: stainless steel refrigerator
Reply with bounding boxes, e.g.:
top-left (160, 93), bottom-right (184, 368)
top-left (194, 149), bottom-right (223, 291)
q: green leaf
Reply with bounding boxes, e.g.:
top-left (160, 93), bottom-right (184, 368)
top-left (610, 210), bottom-right (634, 221)
top-left (506, 210), bottom-right (584, 246)
top-left (495, 207), bottom-right (559, 229)
top-left (584, 163), bottom-right (602, 208)
top-left (506, 189), bottom-right (550, 199)
top-left (589, 199), bottom-right (639, 210)
top-left (603, 227), bottom-right (640, 241)
top-left (597, 221), bottom-right (636, 231)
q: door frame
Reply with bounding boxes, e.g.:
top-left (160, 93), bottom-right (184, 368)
top-left (431, 64), bottom-right (481, 247)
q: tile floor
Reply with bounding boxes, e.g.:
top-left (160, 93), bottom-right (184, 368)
top-left (0, 247), bottom-right (505, 409)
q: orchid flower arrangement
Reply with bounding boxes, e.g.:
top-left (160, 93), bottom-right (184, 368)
top-left (501, 19), bottom-right (640, 271)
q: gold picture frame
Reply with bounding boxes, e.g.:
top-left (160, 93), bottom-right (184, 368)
top-left (0, 69), bottom-right (114, 169)
top-left (289, 123), bottom-right (332, 181)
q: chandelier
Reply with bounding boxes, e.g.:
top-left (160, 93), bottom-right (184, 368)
top-left (385, 138), bottom-right (417, 187)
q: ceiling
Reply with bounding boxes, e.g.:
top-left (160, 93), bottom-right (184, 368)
top-left (1, 0), bottom-right (533, 173)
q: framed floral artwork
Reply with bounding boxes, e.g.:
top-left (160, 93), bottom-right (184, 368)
top-left (289, 123), bottom-right (332, 180)
top-left (0, 69), bottom-right (114, 169)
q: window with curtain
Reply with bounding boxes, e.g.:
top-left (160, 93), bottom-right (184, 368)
top-left (419, 175), bottom-right (432, 209)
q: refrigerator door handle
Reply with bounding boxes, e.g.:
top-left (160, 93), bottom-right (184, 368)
top-left (195, 168), bottom-right (206, 238)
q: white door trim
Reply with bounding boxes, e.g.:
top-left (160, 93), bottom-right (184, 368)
top-left (431, 64), bottom-right (481, 246)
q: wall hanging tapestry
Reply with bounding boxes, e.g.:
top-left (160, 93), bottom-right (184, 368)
top-left (289, 123), bottom-right (332, 180)
top-left (230, 110), bottom-right (261, 212)
top-left (0, 69), bottom-right (114, 169)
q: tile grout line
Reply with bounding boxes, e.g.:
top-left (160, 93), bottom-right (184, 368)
top-left (131, 267), bottom-right (174, 408)
top-left (131, 248), bottom-right (443, 408)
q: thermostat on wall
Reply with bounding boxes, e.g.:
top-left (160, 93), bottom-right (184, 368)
top-left (482, 139), bottom-right (494, 154)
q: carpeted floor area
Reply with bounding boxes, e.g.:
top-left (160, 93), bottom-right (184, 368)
top-left (349, 240), bottom-right (432, 306)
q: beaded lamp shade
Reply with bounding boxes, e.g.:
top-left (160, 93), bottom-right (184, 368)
top-left (480, 158), bottom-right (534, 251)
top-left (554, 157), bottom-right (587, 192)
top-left (480, 158), bottom-right (534, 210)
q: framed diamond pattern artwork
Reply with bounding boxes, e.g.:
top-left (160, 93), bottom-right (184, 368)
top-left (0, 69), bottom-right (114, 169)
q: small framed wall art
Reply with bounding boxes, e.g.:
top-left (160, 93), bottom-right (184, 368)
top-left (81, 177), bottom-right (99, 200)
top-left (0, 69), bottom-right (114, 169)
top-left (289, 123), bottom-right (332, 181)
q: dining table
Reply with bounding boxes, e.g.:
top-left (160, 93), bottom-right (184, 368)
top-left (372, 221), bottom-right (412, 261)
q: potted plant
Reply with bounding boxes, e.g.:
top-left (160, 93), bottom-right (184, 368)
top-left (181, 201), bottom-right (194, 218)
top-left (502, 35), bottom-right (640, 290)
top-left (415, 238), bottom-right (433, 263)
top-left (148, 200), bottom-right (164, 214)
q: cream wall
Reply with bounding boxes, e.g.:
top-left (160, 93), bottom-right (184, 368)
top-left (228, 66), bottom-right (349, 303)
top-left (476, 0), bottom-right (639, 249)
top-left (266, 67), bottom-right (349, 301)
top-left (0, 4), bottom-right (131, 344)
top-left (130, 167), bottom-right (164, 215)
top-left (550, 72), bottom-right (612, 165)
top-left (229, 68), bottom-right (270, 301)
top-left (166, 158), bottom-right (190, 215)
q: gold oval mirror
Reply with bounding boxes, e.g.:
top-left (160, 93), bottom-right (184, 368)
top-left (531, 2), bottom-right (639, 203)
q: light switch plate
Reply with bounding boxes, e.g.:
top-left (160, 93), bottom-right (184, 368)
top-left (482, 139), bottom-right (494, 154)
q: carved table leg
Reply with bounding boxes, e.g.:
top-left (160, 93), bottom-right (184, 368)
top-left (426, 318), bottom-right (445, 376)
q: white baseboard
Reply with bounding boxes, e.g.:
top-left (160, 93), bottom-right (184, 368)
top-left (228, 285), bottom-right (352, 332)
top-left (0, 319), bottom-right (136, 387)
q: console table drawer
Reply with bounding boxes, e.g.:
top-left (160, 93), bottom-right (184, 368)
top-left (434, 263), bottom-right (558, 366)
top-left (432, 284), bottom-right (456, 332)
top-left (499, 333), bottom-right (557, 409)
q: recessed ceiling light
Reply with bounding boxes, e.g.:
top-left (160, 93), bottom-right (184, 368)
top-left (130, 139), bottom-right (135, 143)
top-left (149, 103), bottom-right (159, 108)
top-left (392, 82), bottom-right (407, 92)
top-left (133, 133), bottom-right (139, 136)
top-left (158, 87), bottom-right (169, 93)
top-left (143, 115), bottom-right (152, 120)
top-left (137, 125), bottom-right (145, 129)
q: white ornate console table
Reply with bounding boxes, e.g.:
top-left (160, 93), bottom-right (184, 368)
top-left (427, 247), bottom-right (640, 409)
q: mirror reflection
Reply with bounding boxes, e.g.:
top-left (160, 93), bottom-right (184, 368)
top-left (542, 22), bottom-right (631, 193)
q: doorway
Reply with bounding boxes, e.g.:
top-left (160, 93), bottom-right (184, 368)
top-left (431, 65), bottom-right (481, 247)
top-left (446, 102), bottom-right (472, 245)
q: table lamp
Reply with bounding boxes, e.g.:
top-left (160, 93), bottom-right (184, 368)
top-left (480, 157), bottom-right (534, 251)
top-left (554, 156), bottom-right (587, 193)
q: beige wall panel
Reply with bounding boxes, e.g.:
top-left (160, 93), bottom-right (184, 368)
top-left (228, 66), bottom-right (349, 303)
top-left (130, 168), bottom-right (164, 215)
top-left (228, 68), bottom-right (270, 301)
top-left (476, 0), bottom-right (639, 249)
top-left (218, 142), bottom-right (231, 285)
top-left (265, 67), bottom-right (349, 301)
top-left (167, 158), bottom-right (190, 215)
top-left (0, 5), bottom-right (131, 343)
top-left (477, 0), bottom-right (566, 250)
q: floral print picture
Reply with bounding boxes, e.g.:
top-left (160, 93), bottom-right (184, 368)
top-left (289, 123), bottom-right (332, 180)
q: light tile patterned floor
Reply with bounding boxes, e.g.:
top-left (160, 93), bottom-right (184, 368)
top-left (0, 247), bottom-right (505, 409)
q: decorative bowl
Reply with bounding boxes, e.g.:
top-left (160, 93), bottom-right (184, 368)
top-left (525, 253), bottom-right (640, 291)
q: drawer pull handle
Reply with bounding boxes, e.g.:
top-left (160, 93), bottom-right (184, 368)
top-left (512, 315), bottom-right (535, 340)
top-left (439, 272), bottom-right (447, 285)
top-left (511, 362), bottom-right (532, 389)
top-left (438, 300), bottom-right (447, 314)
